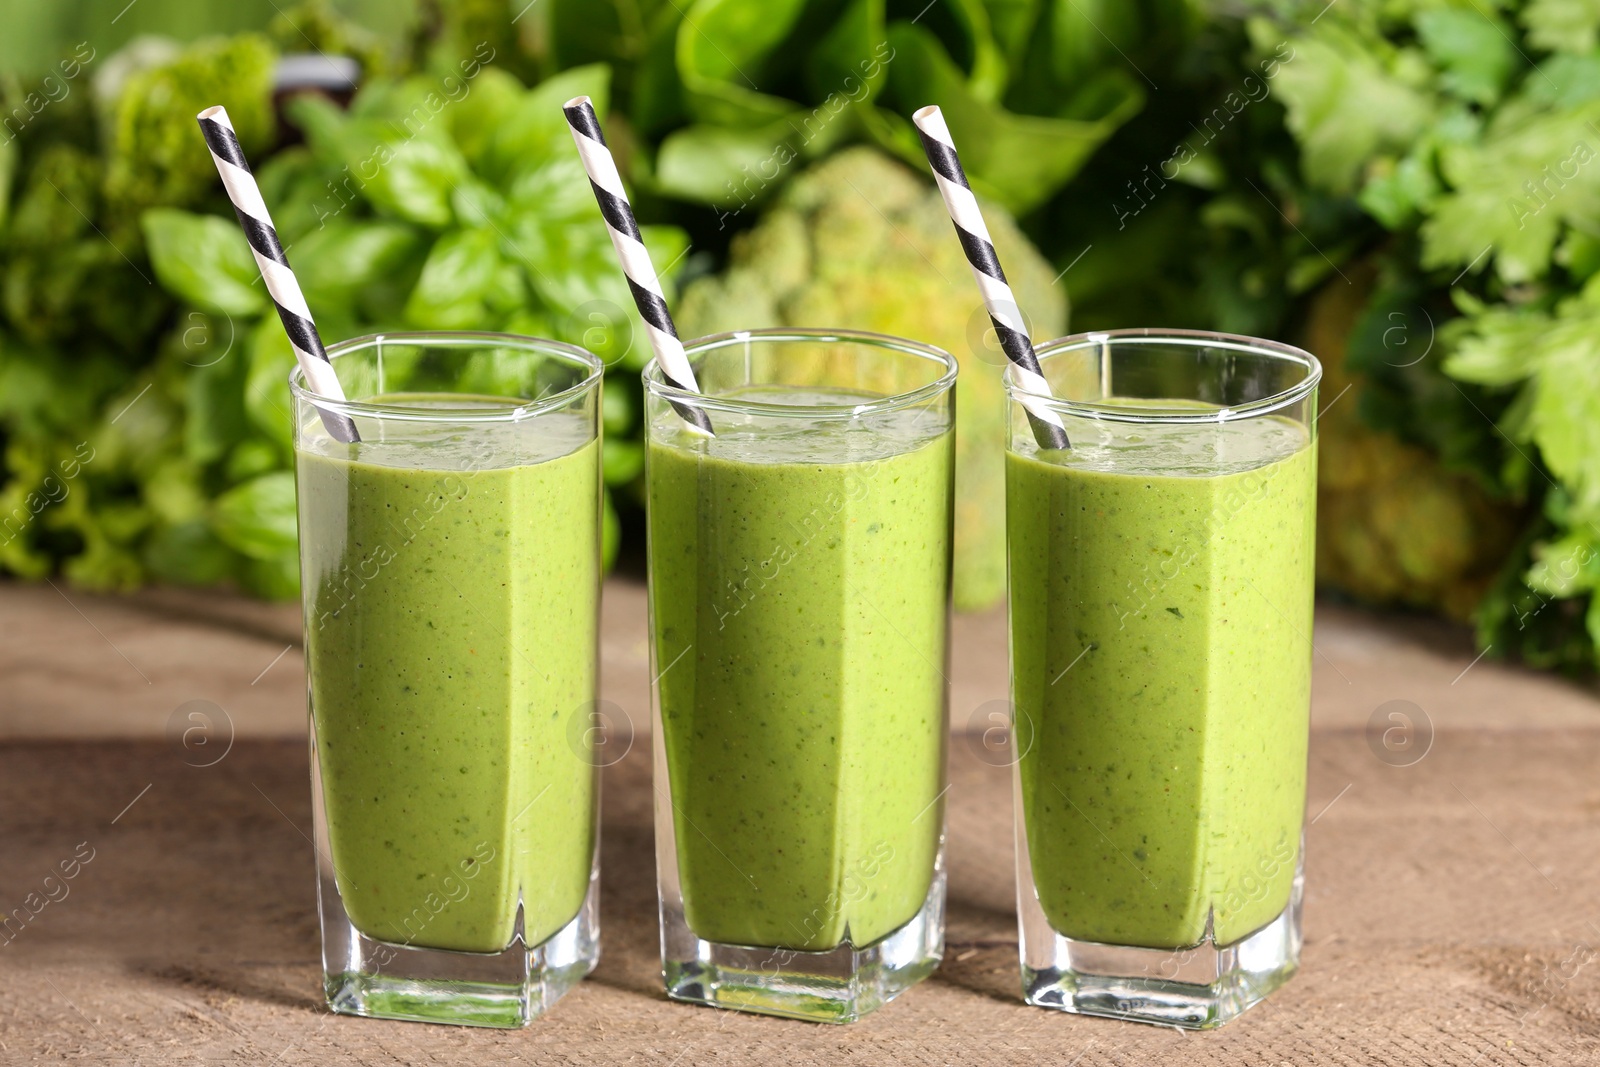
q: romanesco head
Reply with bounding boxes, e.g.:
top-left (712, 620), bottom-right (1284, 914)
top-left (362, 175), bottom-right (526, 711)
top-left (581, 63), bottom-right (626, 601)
top-left (681, 146), bottom-right (1065, 354)
top-left (679, 147), bottom-right (1067, 611)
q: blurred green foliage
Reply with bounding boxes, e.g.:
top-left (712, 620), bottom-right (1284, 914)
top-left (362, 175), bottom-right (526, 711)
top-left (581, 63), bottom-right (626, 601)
top-left (0, 0), bottom-right (415, 78)
top-left (1225, 0), bottom-right (1600, 672)
top-left (0, 0), bottom-right (1165, 603)
top-left (136, 55), bottom-right (691, 587)
top-left (529, 0), bottom-right (1168, 214)
top-left (7, 0), bottom-right (1600, 674)
top-left (0, 9), bottom-right (683, 594)
top-left (106, 35), bottom-right (279, 215)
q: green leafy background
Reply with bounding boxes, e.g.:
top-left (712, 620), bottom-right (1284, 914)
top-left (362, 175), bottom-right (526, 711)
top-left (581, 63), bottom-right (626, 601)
top-left (6, 0), bottom-right (1600, 672)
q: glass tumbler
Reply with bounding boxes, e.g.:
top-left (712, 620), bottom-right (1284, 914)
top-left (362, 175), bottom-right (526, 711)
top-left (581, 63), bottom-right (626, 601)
top-left (291, 331), bottom-right (603, 1027)
top-left (1005, 329), bottom-right (1320, 1028)
top-left (645, 329), bottom-right (956, 1023)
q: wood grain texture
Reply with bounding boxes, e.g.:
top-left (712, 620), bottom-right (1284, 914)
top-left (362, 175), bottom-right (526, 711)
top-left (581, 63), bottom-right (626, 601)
top-left (2, 578), bottom-right (1599, 1063)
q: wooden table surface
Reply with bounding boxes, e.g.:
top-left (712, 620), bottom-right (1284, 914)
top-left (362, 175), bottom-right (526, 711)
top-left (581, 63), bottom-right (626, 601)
top-left (2, 579), bottom-right (1599, 1065)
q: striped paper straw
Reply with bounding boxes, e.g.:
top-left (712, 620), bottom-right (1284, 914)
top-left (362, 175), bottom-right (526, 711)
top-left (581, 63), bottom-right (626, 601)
top-left (196, 105), bottom-right (359, 444)
top-left (563, 95), bottom-right (713, 435)
top-left (912, 106), bottom-right (1070, 450)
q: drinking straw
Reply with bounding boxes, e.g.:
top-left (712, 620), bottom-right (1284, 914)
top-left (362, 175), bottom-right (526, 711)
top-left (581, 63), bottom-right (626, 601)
top-left (563, 95), bottom-right (713, 435)
top-left (196, 105), bottom-right (359, 444)
top-left (912, 105), bottom-right (1070, 450)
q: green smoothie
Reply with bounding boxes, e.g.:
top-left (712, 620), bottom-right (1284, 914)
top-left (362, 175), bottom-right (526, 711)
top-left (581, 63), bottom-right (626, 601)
top-left (298, 402), bottom-right (599, 954)
top-left (1008, 412), bottom-right (1314, 950)
top-left (648, 389), bottom-right (952, 951)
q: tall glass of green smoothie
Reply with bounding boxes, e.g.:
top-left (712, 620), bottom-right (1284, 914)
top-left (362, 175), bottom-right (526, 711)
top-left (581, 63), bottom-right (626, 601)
top-left (645, 329), bottom-right (956, 1023)
top-left (291, 332), bottom-right (604, 1028)
top-left (1006, 329), bottom-right (1320, 1028)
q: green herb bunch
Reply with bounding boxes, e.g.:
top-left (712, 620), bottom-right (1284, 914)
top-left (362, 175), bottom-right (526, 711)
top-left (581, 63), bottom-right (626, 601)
top-left (0, 27), bottom-right (687, 596)
top-left (1249, 0), bottom-right (1600, 670)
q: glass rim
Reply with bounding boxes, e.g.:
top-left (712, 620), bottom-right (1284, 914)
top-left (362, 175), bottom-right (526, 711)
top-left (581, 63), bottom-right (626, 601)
top-left (643, 327), bottom-right (958, 420)
top-left (1008, 328), bottom-right (1323, 424)
top-left (287, 330), bottom-right (603, 423)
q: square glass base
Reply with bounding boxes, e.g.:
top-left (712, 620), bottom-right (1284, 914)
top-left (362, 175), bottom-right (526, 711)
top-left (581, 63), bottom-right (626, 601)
top-left (1019, 861), bottom-right (1302, 1029)
top-left (318, 870), bottom-right (600, 1028)
top-left (661, 867), bottom-right (945, 1024)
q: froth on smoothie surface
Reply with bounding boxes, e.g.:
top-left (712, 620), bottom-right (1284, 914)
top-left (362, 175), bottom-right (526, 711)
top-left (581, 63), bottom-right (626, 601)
top-left (651, 386), bottom-right (949, 466)
top-left (299, 395), bottom-right (593, 472)
top-left (1033, 406), bottom-right (1309, 479)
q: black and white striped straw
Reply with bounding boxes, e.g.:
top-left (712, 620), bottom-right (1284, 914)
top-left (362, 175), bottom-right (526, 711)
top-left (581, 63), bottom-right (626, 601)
top-left (563, 95), bottom-right (713, 435)
top-left (912, 106), bottom-right (1069, 450)
top-left (196, 105), bottom-right (359, 444)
